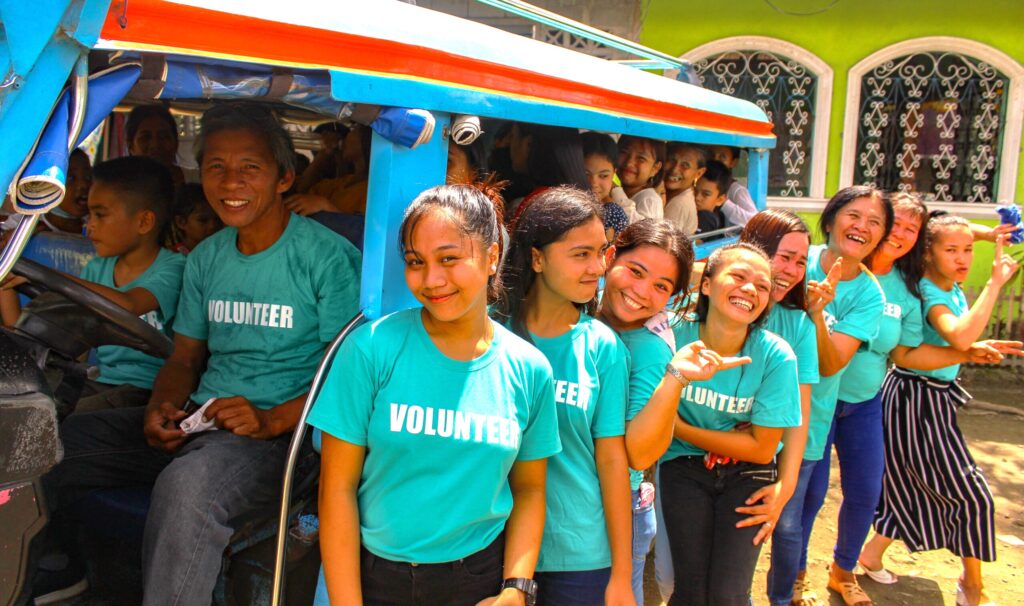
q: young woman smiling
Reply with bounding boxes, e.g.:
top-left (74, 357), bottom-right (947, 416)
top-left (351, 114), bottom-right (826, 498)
top-left (861, 214), bottom-right (1020, 606)
top-left (493, 186), bottom-right (633, 606)
top-left (595, 219), bottom-right (694, 606)
top-left (628, 243), bottom-right (801, 606)
top-left (310, 183), bottom-right (561, 606)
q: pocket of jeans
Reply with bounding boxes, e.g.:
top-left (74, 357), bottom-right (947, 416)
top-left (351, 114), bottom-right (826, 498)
top-left (631, 503), bottom-right (657, 560)
top-left (461, 540), bottom-right (503, 578)
top-left (738, 464), bottom-right (778, 484)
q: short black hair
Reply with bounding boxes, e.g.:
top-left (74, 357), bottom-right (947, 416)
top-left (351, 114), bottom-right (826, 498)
top-left (701, 159), bottom-right (732, 196)
top-left (581, 131), bottom-right (618, 164)
top-left (91, 156), bottom-right (174, 235)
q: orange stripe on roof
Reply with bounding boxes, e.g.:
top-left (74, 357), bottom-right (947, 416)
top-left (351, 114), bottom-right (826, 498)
top-left (101, 1), bottom-right (774, 138)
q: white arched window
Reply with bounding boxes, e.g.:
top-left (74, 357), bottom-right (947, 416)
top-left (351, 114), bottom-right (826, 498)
top-left (682, 36), bottom-right (833, 199)
top-left (840, 37), bottom-right (1024, 204)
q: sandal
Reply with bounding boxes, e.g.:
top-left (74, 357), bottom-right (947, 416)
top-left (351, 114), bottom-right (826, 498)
top-left (855, 559), bottom-right (898, 585)
top-left (790, 575), bottom-right (824, 606)
top-left (828, 564), bottom-right (873, 606)
top-left (956, 584), bottom-right (996, 606)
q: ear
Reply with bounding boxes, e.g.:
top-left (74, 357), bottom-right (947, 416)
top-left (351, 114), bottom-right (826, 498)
top-left (487, 241), bottom-right (500, 275)
top-left (604, 244), bottom-right (617, 267)
top-left (700, 274), bottom-right (711, 296)
top-left (695, 167), bottom-right (707, 182)
top-left (531, 246), bottom-right (544, 273)
top-left (174, 215), bottom-right (188, 229)
top-left (276, 168), bottom-right (296, 195)
top-left (137, 209), bottom-right (157, 236)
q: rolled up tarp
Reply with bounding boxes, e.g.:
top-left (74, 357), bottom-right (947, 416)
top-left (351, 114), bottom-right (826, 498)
top-left (14, 64), bottom-right (142, 215)
top-left (151, 58), bottom-right (435, 148)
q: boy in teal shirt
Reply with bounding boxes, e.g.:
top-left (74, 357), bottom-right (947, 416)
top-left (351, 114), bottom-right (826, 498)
top-left (75, 156), bottom-right (185, 411)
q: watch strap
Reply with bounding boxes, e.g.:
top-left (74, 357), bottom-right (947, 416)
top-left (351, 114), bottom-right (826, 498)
top-left (665, 362), bottom-right (690, 387)
top-left (501, 577), bottom-right (537, 606)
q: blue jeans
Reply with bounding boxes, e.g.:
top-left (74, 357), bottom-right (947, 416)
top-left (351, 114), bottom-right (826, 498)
top-left (654, 466), bottom-right (674, 602)
top-left (800, 393), bottom-right (885, 571)
top-left (765, 459), bottom-right (818, 606)
top-left (47, 406), bottom-right (290, 606)
top-left (631, 486), bottom-right (656, 606)
top-left (659, 456), bottom-right (777, 606)
top-left (536, 568), bottom-right (611, 606)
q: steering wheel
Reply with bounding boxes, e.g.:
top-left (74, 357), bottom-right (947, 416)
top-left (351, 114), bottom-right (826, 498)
top-left (11, 258), bottom-right (173, 358)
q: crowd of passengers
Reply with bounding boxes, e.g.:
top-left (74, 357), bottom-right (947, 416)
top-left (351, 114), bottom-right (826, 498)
top-left (1, 102), bottom-right (1019, 606)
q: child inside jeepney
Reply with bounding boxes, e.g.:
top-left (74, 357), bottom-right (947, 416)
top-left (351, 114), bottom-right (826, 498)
top-left (694, 160), bottom-right (731, 240)
top-left (662, 143), bottom-right (705, 236)
top-left (581, 131), bottom-right (628, 242)
top-left (165, 183), bottom-right (223, 254)
top-left (708, 144), bottom-right (758, 227)
top-left (613, 135), bottom-right (666, 223)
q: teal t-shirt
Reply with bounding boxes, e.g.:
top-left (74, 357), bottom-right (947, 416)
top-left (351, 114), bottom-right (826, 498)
top-left (763, 305), bottom-right (819, 386)
top-left (805, 244), bottom-right (885, 460)
top-left (662, 320), bottom-right (800, 460)
top-left (173, 214), bottom-right (361, 408)
top-left (915, 278), bottom-right (969, 382)
top-left (80, 248), bottom-right (185, 389)
top-left (839, 269), bottom-right (924, 402)
top-left (308, 308), bottom-right (561, 563)
top-left (619, 325), bottom-right (674, 490)
top-left (530, 313), bottom-right (629, 572)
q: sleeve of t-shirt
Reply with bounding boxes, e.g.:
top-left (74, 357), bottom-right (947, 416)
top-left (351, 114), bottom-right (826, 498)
top-left (171, 251), bottom-right (209, 340)
top-left (750, 335), bottom-right (801, 428)
top-left (590, 336), bottom-right (628, 439)
top-left (136, 253), bottom-right (186, 320)
top-left (633, 189), bottom-right (664, 221)
top-left (516, 358), bottom-right (562, 461)
top-left (792, 317), bottom-right (820, 385)
top-left (899, 294), bottom-right (924, 347)
top-left (832, 280), bottom-right (884, 343)
top-left (306, 325), bottom-right (376, 446)
top-left (313, 236), bottom-right (363, 343)
top-left (920, 280), bottom-right (952, 318)
top-left (626, 338), bottom-right (673, 421)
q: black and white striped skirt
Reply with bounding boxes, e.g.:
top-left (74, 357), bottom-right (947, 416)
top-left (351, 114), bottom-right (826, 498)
top-left (874, 367), bottom-right (996, 561)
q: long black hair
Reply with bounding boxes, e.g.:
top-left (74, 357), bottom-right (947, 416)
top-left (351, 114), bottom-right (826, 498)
top-left (493, 186), bottom-right (603, 340)
top-left (887, 192), bottom-right (930, 299)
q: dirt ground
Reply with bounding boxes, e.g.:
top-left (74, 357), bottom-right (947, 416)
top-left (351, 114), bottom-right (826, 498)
top-left (644, 367), bottom-right (1024, 606)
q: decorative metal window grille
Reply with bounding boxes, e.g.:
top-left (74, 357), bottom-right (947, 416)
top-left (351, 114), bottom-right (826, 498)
top-left (853, 52), bottom-right (1009, 203)
top-left (693, 50), bottom-right (817, 197)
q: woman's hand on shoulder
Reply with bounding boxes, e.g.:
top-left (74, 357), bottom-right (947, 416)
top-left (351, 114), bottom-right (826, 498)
top-left (671, 340), bottom-right (751, 383)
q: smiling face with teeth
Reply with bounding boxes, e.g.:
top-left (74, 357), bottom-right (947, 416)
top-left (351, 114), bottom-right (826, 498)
top-left (700, 247), bottom-right (773, 326)
top-left (601, 245), bottom-right (681, 330)
top-left (200, 128), bottom-right (294, 246)
top-left (663, 146), bottom-right (705, 196)
top-left (877, 207), bottom-right (924, 264)
top-left (769, 231), bottom-right (810, 303)
top-left (825, 195), bottom-right (888, 263)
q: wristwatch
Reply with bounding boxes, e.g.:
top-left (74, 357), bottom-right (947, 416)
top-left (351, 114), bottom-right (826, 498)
top-left (501, 577), bottom-right (538, 606)
top-left (665, 362), bottom-right (690, 388)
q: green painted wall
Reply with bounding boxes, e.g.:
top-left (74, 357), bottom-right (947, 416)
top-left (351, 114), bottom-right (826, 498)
top-left (640, 0), bottom-right (1024, 202)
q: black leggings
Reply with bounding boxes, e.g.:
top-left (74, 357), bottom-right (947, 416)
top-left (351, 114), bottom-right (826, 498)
top-left (660, 456), bottom-right (776, 606)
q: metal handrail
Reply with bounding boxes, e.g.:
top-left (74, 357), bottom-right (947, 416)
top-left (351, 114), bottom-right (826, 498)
top-left (474, 0), bottom-right (688, 70)
top-left (271, 311), bottom-right (366, 606)
top-left (0, 56), bottom-right (89, 283)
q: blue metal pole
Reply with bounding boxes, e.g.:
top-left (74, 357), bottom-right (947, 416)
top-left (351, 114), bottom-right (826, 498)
top-left (747, 148), bottom-right (770, 211)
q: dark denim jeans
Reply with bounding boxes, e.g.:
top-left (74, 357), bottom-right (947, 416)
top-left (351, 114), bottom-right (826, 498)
top-left (47, 406), bottom-right (291, 606)
top-left (360, 533), bottom-right (504, 606)
top-left (536, 567), bottom-right (610, 606)
top-left (660, 455), bottom-right (777, 606)
top-left (765, 458), bottom-right (818, 606)
top-left (800, 393), bottom-right (885, 571)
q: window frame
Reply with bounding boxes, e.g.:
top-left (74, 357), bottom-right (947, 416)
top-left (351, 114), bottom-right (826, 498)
top-left (678, 36), bottom-right (834, 200)
top-left (839, 36), bottom-right (1024, 204)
